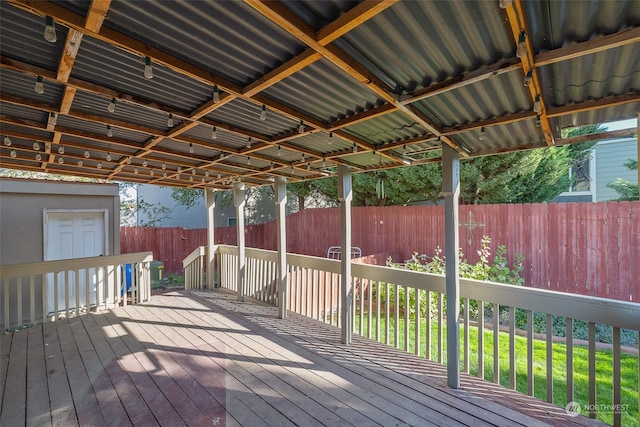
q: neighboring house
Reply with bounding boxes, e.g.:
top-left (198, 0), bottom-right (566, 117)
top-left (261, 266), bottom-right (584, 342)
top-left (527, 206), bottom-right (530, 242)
top-left (0, 178), bottom-right (121, 327)
top-left (554, 136), bottom-right (638, 202)
top-left (135, 184), bottom-right (288, 228)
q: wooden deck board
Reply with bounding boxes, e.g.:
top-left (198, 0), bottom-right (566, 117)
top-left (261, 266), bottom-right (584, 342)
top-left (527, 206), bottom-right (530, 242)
top-left (1, 289), bottom-right (610, 427)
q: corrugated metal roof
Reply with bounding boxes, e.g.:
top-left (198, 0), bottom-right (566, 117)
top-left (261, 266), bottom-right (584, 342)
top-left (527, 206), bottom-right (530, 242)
top-left (1, 69), bottom-right (65, 109)
top-left (287, 131), bottom-right (353, 156)
top-left (344, 111), bottom-right (428, 145)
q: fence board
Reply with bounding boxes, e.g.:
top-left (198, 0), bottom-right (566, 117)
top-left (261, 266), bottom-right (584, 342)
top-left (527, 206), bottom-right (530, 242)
top-left (120, 202), bottom-right (638, 301)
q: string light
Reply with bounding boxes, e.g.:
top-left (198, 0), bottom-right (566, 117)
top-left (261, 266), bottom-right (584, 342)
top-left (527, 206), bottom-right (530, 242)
top-left (34, 76), bottom-right (44, 94)
top-left (213, 85), bottom-right (220, 103)
top-left (57, 145), bottom-right (64, 155)
top-left (126, 157), bottom-right (132, 165)
top-left (189, 142), bottom-right (194, 153)
top-left (523, 70), bottom-right (533, 87)
top-left (211, 126), bottom-right (217, 139)
top-left (260, 105), bottom-right (267, 121)
top-left (353, 144), bottom-right (357, 153)
top-left (106, 152), bottom-right (112, 162)
top-left (516, 32), bottom-right (526, 59)
top-left (219, 152), bottom-right (225, 160)
top-left (48, 112), bottom-right (57, 127)
top-left (33, 141), bottom-right (40, 151)
top-left (44, 16), bottom-right (57, 43)
top-left (536, 116), bottom-right (541, 127)
top-left (144, 56), bottom-right (153, 79)
top-left (3, 136), bottom-right (11, 146)
top-left (189, 176), bottom-right (193, 182)
top-left (57, 156), bottom-right (64, 164)
top-left (161, 163), bottom-right (166, 170)
top-left (298, 121), bottom-right (304, 134)
top-left (205, 171), bottom-right (210, 177)
top-left (150, 169), bottom-right (154, 176)
top-left (328, 133), bottom-right (333, 145)
top-left (163, 172), bottom-right (167, 178)
top-left (142, 159), bottom-right (148, 167)
top-left (247, 156), bottom-right (251, 166)
top-left (84, 149), bottom-right (90, 159)
top-left (479, 127), bottom-right (486, 141)
top-left (134, 167), bottom-right (139, 174)
top-left (97, 161), bottom-right (103, 169)
top-left (533, 95), bottom-right (542, 114)
top-left (35, 153), bottom-right (42, 161)
top-left (107, 98), bottom-right (116, 113)
top-left (499, 0), bottom-right (513, 8)
top-left (10, 149), bottom-right (17, 158)
top-left (306, 163), bottom-right (311, 171)
top-left (217, 173), bottom-right (222, 179)
top-left (107, 125), bottom-right (113, 137)
top-left (247, 137), bottom-right (252, 149)
top-left (77, 160), bottom-right (83, 167)
top-left (167, 114), bottom-right (174, 128)
top-left (191, 169), bottom-right (196, 175)
top-left (177, 166), bottom-right (182, 173)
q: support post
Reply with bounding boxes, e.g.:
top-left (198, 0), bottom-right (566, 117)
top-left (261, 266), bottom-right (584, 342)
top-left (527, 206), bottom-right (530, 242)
top-left (233, 182), bottom-right (246, 301)
top-left (442, 143), bottom-right (461, 388)
top-left (275, 177), bottom-right (287, 319)
top-left (338, 165), bottom-right (353, 345)
top-left (205, 189), bottom-right (216, 289)
top-left (637, 112), bottom-right (639, 193)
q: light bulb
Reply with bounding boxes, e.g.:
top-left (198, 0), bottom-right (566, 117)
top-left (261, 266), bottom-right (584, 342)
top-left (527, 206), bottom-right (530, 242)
top-left (298, 121), bottom-right (304, 134)
top-left (107, 125), bottom-right (113, 137)
top-left (213, 85), bottom-right (220, 103)
top-left (44, 16), bottom-right (57, 43)
top-left (144, 56), bottom-right (153, 79)
top-left (77, 160), bottom-right (83, 167)
top-left (4, 136), bottom-right (11, 146)
top-left (219, 152), bottom-right (225, 160)
top-left (57, 145), bottom-right (64, 155)
top-left (247, 157), bottom-right (251, 166)
top-left (134, 167), bottom-right (139, 174)
top-left (499, 0), bottom-right (513, 8)
top-left (84, 149), bottom-right (90, 159)
top-left (211, 127), bottom-right (217, 139)
top-left (58, 156), bottom-right (64, 164)
top-left (353, 144), bottom-right (357, 153)
top-left (201, 177), bottom-right (205, 183)
top-left (277, 146), bottom-right (281, 157)
top-left (247, 137), bottom-right (252, 149)
top-left (516, 33), bottom-right (526, 59)
top-left (106, 152), bottom-right (112, 162)
top-left (260, 105), bottom-right (266, 121)
top-left (126, 157), bottom-right (131, 164)
top-left (161, 163), bottom-right (166, 170)
top-left (10, 149), bottom-right (17, 158)
top-left (189, 142), bottom-right (194, 153)
top-left (479, 127), bottom-right (486, 141)
top-left (142, 160), bottom-right (148, 167)
top-left (163, 172), bottom-right (167, 178)
top-left (97, 161), bottom-right (103, 169)
top-left (533, 95), bottom-right (542, 114)
top-left (523, 70), bottom-right (533, 87)
top-left (536, 116), bottom-right (541, 128)
top-left (35, 153), bottom-right (42, 161)
top-left (306, 163), bottom-right (311, 171)
top-left (150, 169), bottom-right (154, 176)
top-left (189, 176), bottom-right (193, 182)
top-left (33, 141), bottom-right (40, 151)
top-left (177, 166), bottom-right (182, 173)
top-left (107, 98), bottom-right (116, 113)
top-left (35, 76), bottom-right (44, 94)
top-left (205, 171), bottom-right (210, 177)
top-left (191, 169), bottom-right (196, 175)
top-left (328, 133), bottom-right (333, 145)
top-left (48, 112), bottom-right (57, 126)
top-left (167, 114), bottom-right (174, 128)
top-left (372, 151), bottom-right (377, 160)
top-left (217, 173), bottom-right (222, 179)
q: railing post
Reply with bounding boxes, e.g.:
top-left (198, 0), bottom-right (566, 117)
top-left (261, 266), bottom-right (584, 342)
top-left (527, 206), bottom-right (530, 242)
top-left (205, 189), bottom-right (217, 289)
top-left (275, 176), bottom-right (288, 319)
top-left (442, 143), bottom-right (461, 388)
top-left (234, 182), bottom-right (246, 302)
top-left (338, 165), bottom-right (353, 345)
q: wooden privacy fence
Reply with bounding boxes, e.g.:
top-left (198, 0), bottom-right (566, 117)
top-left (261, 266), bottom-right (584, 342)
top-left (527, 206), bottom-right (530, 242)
top-left (120, 201), bottom-right (639, 301)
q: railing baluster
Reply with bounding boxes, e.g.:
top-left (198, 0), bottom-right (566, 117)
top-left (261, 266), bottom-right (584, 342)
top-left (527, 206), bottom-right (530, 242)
top-left (16, 277), bottom-right (22, 327)
top-left (41, 274), bottom-right (47, 323)
top-left (414, 288), bottom-right (420, 356)
top-left (437, 292), bottom-right (443, 363)
top-left (385, 283), bottom-right (390, 345)
top-left (394, 284), bottom-right (400, 349)
top-left (612, 326), bottom-right (621, 427)
top-left (75, 269), bottom-right (81, 316)
top-left (29, 275), bottom-right (35, 325)
top-left (426, 292), bottom-right (432, 360)
top-left (367, 278), bottom-right (373, 339)
top-left (493, 302), bottom-right (499, 384)
top-left (404, 286), bottom-right (409, 351)
top-left (4, 278), bottom-right (9, 329)
top-left (463, 298), bottom-right (469, 373)
top-left (315, 269), bottom-right (320, 320)
top-left (509, 306), bottom-right (515, 390)
top-left (478, 300), bottom-right (484, 379)
top-left (375, 281), bottom-right (380, 342)
top-left (588, 322), bottom-right (596, 419)
top-left (566, 317), bottom-right (574, 404)
top-left (527, 310), bottom-right (534, 396)
top-left (546, 313), bottom-right (553, 403)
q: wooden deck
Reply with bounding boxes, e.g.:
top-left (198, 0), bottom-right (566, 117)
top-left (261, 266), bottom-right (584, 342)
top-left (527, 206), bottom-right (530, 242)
top-left (1, 289), bottom-right (606, 427)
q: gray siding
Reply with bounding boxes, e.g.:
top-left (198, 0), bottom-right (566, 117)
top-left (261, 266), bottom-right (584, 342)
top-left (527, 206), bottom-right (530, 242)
top-left (595, 138), bottom-right (638, 201)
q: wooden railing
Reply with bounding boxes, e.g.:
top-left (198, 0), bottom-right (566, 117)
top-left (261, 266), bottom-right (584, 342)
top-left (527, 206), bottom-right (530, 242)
top-left (183, 245), bottom-right (207, 289)
top-left (1, 252), bottom-right (153, 331)
top-left (202, 244), bottom-right (640, 426)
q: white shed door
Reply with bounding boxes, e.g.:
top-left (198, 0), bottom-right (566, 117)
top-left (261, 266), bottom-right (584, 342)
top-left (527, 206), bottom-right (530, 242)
top-left (45, 211), bottom-right (106, 313)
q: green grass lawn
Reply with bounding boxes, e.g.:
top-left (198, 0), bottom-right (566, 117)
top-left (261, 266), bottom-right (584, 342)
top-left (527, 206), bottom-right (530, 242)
top-left (354, 313), bottom-right (639, 426)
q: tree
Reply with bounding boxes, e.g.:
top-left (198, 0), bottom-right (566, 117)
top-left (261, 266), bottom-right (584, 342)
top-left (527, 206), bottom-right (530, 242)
top-left (607, 159), bottom-right (639, 201)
